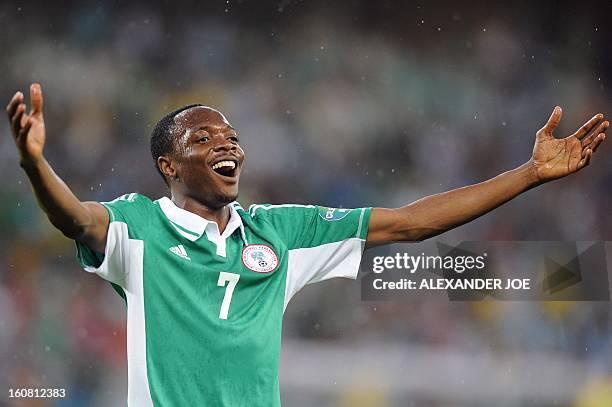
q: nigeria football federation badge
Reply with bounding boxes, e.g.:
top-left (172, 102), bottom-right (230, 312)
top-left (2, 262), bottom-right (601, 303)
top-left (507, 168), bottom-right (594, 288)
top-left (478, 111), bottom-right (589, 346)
top-left (242, 244), bottom-right (279, 273)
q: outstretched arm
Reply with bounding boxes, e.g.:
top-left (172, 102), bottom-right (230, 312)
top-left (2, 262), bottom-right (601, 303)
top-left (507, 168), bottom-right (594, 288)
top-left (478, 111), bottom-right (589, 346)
top-left (6, 83), bottom-right (109, 252)
top-left (367, 107), bottom-right (608, 242)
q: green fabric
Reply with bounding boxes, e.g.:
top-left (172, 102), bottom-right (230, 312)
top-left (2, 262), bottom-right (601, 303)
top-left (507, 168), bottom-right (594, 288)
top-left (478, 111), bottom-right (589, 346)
top-left (75, 194), bottom-right (371, 406)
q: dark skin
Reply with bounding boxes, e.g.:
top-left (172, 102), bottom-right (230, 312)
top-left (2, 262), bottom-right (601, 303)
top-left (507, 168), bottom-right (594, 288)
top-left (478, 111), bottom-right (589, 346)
top-left (5, 84), bottom-right (609, 254)
top-left (158, 106), bottom-right (245, 229)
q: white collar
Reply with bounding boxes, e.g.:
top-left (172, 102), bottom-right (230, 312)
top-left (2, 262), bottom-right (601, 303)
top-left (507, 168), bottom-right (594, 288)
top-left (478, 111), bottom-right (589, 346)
top-left (158, 197), bottom-right (244, 243)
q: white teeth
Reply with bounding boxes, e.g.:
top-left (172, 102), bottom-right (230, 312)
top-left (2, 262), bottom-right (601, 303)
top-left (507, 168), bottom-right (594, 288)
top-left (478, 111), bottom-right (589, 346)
top-left (212, 161), bottom-right (236, 170)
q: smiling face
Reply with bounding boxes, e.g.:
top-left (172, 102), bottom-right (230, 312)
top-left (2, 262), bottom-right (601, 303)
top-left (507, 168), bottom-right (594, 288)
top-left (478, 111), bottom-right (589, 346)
top-left (159, 106), bottom-right (245, 209)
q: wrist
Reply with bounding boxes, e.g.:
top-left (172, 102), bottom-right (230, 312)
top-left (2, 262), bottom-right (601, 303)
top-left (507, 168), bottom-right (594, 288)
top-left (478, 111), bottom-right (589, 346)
top-left (19, 155), bottom-right (46, 173)
top-left (519, 160), bottom-right (542, 188)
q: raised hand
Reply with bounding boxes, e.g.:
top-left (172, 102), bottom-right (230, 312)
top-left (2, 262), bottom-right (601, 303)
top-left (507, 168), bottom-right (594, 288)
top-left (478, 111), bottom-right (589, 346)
top-left (531, 107), bottom-right (608, 182)
top-left (5, 83), bottom-right (46, 167)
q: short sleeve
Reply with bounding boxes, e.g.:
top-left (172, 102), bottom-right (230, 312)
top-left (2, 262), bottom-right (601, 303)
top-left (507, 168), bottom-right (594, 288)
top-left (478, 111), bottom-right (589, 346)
top-left (249, 204), bottom-right (371, 308)
top-left (75, 193), bottom-right (150, 289)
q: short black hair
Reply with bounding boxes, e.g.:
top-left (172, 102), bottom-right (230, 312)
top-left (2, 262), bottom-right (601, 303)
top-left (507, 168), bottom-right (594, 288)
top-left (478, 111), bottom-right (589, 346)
top-left (150, 104), bottom-right (203, 184)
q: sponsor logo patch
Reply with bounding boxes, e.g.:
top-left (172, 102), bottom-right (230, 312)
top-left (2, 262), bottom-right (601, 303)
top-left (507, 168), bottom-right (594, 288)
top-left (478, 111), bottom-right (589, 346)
top-left (318, 207), bottom-right (351, 221)
top-left (169, 244), bottom-right (191, 260)
top-left (242, 244), bottom-right (278, 273)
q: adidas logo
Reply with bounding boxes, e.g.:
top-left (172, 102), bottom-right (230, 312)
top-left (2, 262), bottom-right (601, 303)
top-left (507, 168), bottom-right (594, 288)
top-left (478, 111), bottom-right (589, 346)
top-left (169, 245), bottom-right (191, 260)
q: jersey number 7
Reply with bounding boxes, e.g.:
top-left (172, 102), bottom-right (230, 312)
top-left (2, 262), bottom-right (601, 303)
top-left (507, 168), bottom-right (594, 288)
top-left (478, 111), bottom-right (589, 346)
top-left (217, 272), bottom-right (240, 320)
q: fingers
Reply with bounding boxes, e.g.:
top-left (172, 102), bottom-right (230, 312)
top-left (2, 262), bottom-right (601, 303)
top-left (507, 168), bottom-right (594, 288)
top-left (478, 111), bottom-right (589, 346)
top-left (537, 106), bottom-right (563, 139)
top-left (18, 117), bottom-right (33, 139)
top-left (591, 133), bottom-right (606, 153)
top-left (574, 113), bottom-right (604, 140)
top-left (29, 83), bottom-right (43, 116)
top-left (5, 91), bottom-right (24, 121)
top-left (581, 120), bottom-right (608, 147)
top-left (577, 149), bottom-right (592, 170)
top-left (6, 85), bottom-right (42, 141)
top-left (584, 133), bottom-right (606, 154)
top-left (576, 119), bottom-right (607, 172)
top-left (10, 103), bottom-right (27, 137)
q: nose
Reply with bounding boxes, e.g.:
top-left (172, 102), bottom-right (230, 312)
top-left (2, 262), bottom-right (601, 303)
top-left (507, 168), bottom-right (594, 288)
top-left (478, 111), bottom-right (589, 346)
top-left (212, 135), bottom-right (236, 152)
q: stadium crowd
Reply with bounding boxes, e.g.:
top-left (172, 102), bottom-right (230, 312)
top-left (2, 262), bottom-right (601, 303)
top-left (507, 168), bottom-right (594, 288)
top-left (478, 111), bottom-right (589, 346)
top-left (0, 2), bottom-right (610, 406)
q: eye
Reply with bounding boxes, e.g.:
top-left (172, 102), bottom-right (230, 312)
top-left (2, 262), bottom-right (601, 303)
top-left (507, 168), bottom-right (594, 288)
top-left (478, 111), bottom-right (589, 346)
top-left (197, 136), bottom-right (210, 143)
top-left (228, 135), bottom-right (240, 143)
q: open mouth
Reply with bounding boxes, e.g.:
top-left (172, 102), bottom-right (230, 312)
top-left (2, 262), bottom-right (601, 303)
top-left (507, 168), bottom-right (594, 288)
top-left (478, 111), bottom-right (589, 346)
top-left (211, 160), bottom-right (238, 178)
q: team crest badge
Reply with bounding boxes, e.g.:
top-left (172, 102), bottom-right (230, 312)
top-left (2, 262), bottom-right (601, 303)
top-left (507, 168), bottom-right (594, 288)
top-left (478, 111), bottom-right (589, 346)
top-left (318, 207), bottom-right (352, 221)
top-left (242, 244), bottom-right (278, 273)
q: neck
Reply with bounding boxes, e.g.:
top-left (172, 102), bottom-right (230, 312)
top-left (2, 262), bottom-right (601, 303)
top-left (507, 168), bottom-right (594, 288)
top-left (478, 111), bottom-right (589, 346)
top-left (170, 193), bottom-right (231, 233)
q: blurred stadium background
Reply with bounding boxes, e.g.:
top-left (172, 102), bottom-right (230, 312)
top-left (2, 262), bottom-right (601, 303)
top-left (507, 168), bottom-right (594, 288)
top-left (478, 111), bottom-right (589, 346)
top-left (1, 1), bottom-right (611, 406)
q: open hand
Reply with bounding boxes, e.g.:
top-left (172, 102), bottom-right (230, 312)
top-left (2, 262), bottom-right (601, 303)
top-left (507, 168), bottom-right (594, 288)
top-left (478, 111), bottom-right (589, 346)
top-left (5, 83), bottom-right (46, 167)
top-left (530, 107), bottom-right (607, 182)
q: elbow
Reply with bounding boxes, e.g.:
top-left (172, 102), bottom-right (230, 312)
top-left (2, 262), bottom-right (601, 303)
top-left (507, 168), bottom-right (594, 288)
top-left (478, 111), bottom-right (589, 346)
top-left (395, 226), bottom-right (442, 242)
top-left (50, 213), bottom-right (94, 241)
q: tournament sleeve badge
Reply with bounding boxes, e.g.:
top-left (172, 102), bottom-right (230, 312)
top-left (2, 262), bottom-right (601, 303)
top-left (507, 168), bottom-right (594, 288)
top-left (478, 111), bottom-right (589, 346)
top-left (318, 206), bottom-right (352, 221)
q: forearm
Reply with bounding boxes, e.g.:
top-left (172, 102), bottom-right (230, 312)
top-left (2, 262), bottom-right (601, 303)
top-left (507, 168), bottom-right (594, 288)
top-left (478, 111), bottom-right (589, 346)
top-left (377, 161), bottom-right (540, 241)
top-left (21, 157), bottom-right (98, 240)
top-left (366, 106), bottom-right (608, 243)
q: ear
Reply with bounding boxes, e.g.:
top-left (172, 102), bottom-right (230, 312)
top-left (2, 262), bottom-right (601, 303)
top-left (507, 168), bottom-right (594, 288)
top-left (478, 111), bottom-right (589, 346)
top-left (158, 155), bottom-right (178, 181)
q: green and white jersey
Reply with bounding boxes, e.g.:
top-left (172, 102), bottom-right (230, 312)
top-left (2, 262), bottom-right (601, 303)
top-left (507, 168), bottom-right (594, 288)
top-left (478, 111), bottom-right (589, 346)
top-left (75, 193), bottom-right (371, 407)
